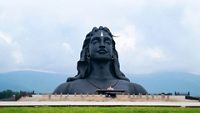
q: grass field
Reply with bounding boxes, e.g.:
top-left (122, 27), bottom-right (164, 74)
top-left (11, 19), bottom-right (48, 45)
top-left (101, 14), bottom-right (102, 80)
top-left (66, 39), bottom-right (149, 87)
top-left (0, 107), bottom-right (200, 113)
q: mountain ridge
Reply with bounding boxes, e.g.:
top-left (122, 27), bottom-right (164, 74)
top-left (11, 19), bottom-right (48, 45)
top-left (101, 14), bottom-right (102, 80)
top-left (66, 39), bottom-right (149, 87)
top-left (0, 70), bottom-right (200, 96)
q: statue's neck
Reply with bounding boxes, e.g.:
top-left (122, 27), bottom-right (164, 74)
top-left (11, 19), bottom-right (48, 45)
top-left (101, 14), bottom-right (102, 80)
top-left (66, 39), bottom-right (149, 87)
top-left (88, 60), bottom-right (115, 80)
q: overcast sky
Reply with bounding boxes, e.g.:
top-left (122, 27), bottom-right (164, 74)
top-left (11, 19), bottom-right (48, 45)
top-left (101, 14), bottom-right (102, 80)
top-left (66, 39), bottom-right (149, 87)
top-left (0, 0), bottom-right (200, 75)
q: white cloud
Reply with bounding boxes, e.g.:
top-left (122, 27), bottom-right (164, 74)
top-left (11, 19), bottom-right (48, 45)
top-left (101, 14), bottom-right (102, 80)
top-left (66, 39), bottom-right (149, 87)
top-left (62, 42), bottom-right (73, 54)
top-left (148, 0), bottom-right (177, 7)
top-left (146, 48), bottom-right (164, 60)
top-left (0, 31), bottom-right (24, 71)
top-left (0, 0), bottom-right (200, 75)
top-left (178, 0), bottom-right (200, 74)
top-left (0, 32), bottom-right (13, 45)
top-left (12, 49), bottom-right (24, 64)
top-left (113, 25), bottom-right (169, 74)
top-left (115, 25), bottom-right (137, 53)
top-left (182, 1), bottom-right (200, 37)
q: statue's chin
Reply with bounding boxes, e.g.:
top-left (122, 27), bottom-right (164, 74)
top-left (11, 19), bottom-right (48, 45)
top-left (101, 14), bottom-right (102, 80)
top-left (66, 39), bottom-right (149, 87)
top-left (91, 56), bottom-right (112, 62)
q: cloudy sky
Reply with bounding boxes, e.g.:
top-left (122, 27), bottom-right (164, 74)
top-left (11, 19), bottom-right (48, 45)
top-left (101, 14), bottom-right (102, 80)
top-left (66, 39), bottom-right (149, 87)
top-left (0, 0), bottom-right (200, 75)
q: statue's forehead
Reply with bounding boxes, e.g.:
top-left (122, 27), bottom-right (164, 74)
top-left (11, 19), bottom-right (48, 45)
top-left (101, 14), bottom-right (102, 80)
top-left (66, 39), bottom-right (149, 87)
top-left (92, 30), bottom-right (111, 38)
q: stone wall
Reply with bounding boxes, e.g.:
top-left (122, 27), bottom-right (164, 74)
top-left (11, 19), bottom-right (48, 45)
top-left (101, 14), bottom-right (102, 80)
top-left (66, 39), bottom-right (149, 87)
top-left (19, 94), bottom-right (195, 102)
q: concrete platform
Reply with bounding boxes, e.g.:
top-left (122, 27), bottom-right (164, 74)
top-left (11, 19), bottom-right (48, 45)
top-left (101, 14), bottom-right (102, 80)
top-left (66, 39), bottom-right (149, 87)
top-left (19, 95), bottom-right (195, 102)
top-left (0, 101), bottom-right (200, 107)
top-left (1, 95), bottom-right (199, 107)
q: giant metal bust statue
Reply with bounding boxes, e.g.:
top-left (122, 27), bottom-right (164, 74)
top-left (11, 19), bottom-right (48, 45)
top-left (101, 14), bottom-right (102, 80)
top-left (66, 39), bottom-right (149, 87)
top-left (54, 26), bottom-right (147, 94)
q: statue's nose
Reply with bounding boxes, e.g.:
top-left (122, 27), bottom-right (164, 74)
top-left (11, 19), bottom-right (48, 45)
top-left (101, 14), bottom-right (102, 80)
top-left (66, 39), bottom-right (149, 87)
top-left (99, 40), bottom-right (105, 48)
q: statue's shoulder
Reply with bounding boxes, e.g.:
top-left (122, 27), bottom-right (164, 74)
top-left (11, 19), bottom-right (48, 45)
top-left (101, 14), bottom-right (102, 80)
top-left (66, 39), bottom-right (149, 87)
top-left (53, 79), bottom-right (87, 94)
top-left (131, 82), bottom-right (147, 95)
top-left (53, 82), bottom-right (71, 94)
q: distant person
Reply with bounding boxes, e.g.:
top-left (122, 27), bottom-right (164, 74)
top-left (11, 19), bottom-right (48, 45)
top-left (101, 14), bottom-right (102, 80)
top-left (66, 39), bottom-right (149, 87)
top-left (54, 26), bottom-right (147, 94)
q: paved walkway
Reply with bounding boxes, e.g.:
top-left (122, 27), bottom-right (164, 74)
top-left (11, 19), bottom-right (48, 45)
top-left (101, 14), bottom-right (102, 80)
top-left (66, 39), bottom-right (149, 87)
top-left (0, 101), bottom-right (200, 107)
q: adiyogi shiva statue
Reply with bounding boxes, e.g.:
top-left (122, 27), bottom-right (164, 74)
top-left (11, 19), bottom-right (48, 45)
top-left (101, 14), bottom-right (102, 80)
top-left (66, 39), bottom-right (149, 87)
top-left (54, 26), bottom-right (147, 95)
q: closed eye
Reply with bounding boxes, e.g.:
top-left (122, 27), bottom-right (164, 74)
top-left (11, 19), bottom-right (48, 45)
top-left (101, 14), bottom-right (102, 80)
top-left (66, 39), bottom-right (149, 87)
top-left (104, 38), bottom-right (111, 45)
top-left (91, 37), bottom-right (100, 44)
top-left (92, 39), bottom-right (98, 44)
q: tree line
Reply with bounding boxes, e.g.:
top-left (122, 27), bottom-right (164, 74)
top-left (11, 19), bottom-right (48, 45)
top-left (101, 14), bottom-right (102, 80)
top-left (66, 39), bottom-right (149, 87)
top-left (0, 89), bottom-right (34, 101)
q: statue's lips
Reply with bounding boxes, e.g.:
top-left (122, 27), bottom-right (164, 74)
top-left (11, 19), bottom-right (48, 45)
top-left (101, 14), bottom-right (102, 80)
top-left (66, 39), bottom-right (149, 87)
top-left (97, 49), bottom-right (107, 54)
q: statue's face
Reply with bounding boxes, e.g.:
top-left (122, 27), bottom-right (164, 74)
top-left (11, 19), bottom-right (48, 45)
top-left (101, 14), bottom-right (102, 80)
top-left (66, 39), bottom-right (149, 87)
top-left (89, 30), bottom-right (113, 61)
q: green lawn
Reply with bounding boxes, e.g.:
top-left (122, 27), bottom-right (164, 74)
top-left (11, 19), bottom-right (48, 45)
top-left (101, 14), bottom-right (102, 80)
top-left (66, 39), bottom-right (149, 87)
top-left (0, 107), bottom-right (200, 113)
